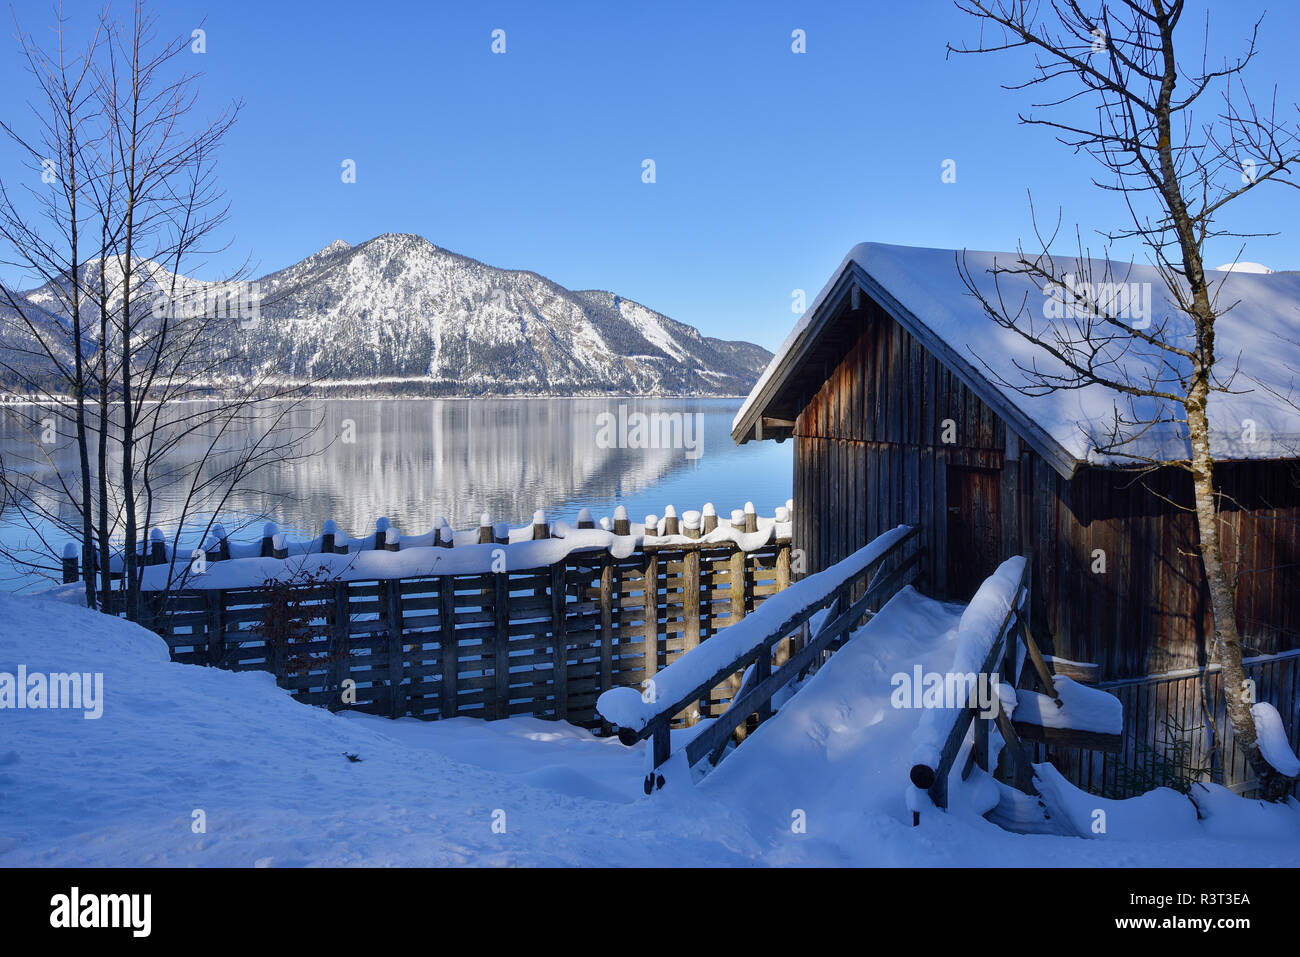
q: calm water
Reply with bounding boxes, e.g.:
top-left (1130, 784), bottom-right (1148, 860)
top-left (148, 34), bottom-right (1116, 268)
top-left (0, 397), bottom-right (792, 589)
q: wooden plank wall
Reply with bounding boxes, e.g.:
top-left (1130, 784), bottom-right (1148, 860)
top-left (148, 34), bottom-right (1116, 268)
top-left (793, 298), bottom-right (1007, 596)
top-left (146, 540), bottom-right (789, 729)
top-left (1019, 456), bottom-right (1300, 679)
top-left (791, 296), bottom-right (1300, 682)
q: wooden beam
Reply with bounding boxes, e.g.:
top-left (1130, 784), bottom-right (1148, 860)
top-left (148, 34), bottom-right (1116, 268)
top-left (1042, 655), bottom-right (1100, 684)
top-left (1012, 721), bottom-right (1122, 753)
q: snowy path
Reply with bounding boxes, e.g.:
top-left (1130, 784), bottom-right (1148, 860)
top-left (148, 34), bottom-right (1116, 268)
top-left (2, 588), bottom-right (1299, 867)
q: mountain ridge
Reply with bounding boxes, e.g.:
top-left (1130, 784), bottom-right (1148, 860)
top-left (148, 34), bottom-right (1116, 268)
top-left (237, 232), bottom-right (770, 396)
top-left (3, 233), bottom-right (771, 398)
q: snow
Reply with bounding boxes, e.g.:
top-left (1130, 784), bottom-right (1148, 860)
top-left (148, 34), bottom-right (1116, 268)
top-left (139, 510), bottom-right (796, 591)
top-left (1015, 675), bottom-right (1123, 734)
top-left (5, 587), bottom-right (1300, 865)
top-left (1213, 261), bottom-right (1273, 274)
top-left (1251, 702), bottom-right (1300, 778)
top-left (737, 242), bottom-right (1300, 465)
top-left (911, 556), bottom-right (1025, 770)
top-left (224, 232), bottom-right (769, 397)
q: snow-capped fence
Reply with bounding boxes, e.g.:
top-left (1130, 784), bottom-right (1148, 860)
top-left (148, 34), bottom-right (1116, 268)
top-left (94, 502), bottom-right (799, 727)
top-left (597, 524), bottom-right (921, 794)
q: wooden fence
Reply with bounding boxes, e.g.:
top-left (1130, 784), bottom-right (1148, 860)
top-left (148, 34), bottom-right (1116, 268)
top-left (1027, 649), bottom-right (1300, 801)
top-left (127, 508), bottom-right (796, 729)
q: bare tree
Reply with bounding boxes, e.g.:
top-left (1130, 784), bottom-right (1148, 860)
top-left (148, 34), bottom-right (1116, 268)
top-left (949, 0), bottom-right (1300, 797)
top-left (0, 4), bottom-right (106, 605)
top-left (0, 2), bottom-right (319, 613)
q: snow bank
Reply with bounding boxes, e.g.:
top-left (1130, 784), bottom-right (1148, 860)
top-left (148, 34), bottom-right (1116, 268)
top-left (597, 525), bottom-right (913, 733)
top-left (1033, 763), bottom-right (1200, 841)
top-left (6, 587), bottom-right (1300, 866)
top-left (1015, 675), bottom-right (1123, 734)
top-left (1251, 702), bottom-right (1300, 778)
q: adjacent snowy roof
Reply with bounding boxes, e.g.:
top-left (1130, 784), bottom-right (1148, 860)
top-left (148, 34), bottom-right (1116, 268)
top-left (733, 242), bottom-right (1300, 476)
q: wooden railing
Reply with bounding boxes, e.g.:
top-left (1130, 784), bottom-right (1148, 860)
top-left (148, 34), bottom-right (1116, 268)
top-left (600, 525), bottom-right (921, 794)
top-left (1031, 648), bottom-right (1300, 801)
top-left (908, 555), bottom-right (1047, 822)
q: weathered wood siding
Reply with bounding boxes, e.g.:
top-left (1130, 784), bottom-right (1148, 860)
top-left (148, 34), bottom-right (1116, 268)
top-left (792, 296), bottom-right (1300, 680)
top-left (793, 297), bottom-right (1007, 597)
top-left (1022, 455), bottom-right (1300, 679)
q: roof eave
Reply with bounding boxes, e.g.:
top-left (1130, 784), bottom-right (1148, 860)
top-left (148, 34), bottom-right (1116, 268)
top-left (730, 267), bottom-right (858, 446)
top-left (731, 258), bottom-right (1084, 481)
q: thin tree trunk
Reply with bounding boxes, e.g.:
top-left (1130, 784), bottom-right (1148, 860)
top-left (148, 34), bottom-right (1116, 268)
top-left (1186, 394), bottom-right (1284, 797)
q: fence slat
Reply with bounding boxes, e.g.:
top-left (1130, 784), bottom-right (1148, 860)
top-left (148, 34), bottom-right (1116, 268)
top-left (551, 563), bottom-right (568, 721)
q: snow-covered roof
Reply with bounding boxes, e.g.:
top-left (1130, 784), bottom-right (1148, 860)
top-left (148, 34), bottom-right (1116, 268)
top-left (733, 242), bottom-right (1300, 475)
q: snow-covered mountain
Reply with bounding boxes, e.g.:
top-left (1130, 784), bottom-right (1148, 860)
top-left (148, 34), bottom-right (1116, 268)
top-left (240, 233), bottom-right (770, 395)
top-left (2, 234), bottom-right (771, 397)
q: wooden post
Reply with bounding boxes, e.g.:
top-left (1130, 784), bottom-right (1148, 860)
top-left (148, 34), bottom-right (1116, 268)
top-left (532, 510), bottom-right (549, 540)
top-left (680, 546), bottom-right (702, 727)
top-left (662, 506), bottom-right (679, 537)
top-left (643, 549), bottom-right (659, 686)
top-left (577, 508), bottom-right (595, 530)
top-left (550, 563), bottom-right (568, 720)
top-left (682, 549), bottom-right (701, 654)
top-left (1019, 619), bottom-right (1062, 705)
top-left (261, 522), bottom-right (277, 558)
top-left (62, 543), bottom-right (78, 584)
top-left (723, 546), bottom-right (748, 704)
top-left (994, 707), bottom-right (1037, 794)
top-left (968, 715), bottom-right (989, 778)
top-left (384, 528), bottom-right (400, 552)
top-left (743, 502), bottom-right (757, 534)
top-left (1004, 616), bottom-right (1020, 686)
top-left (492, 571), bottom-right (510, 719)
top-left (599, 554), bottom-right (614, 718)
top-left (930, 759), bottom-right (949, 811)
top-left (205, 524), bottom-right (230, 563)
top-left (149, 529), bottom-right (167, 565)
top-left (478, 513), bottom-right (494, 545)
top-left (702, 503), bottom-right (718, 534)
top-left (729, 547), bottom-right (747, 623)
top-left (206, 590), bottom-right (226, 668)
top-left (755, 650), bottom-right (772, 724)
top-left (385, 579), bottom-right (405, 717)
top-left (774, 540), bottom-right (792, 666)
top-left (646, 720), bottom-right (671, 793)
top-left (330, 581), bottom-right (350, 710)
top-left (438, 576), bottom-right (458, 718)
top-left (613, 506), bottom-right (630, 537)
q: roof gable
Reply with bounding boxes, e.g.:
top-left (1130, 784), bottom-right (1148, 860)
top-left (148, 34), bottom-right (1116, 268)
top-left (733, 242), bottom-right (1300, 476)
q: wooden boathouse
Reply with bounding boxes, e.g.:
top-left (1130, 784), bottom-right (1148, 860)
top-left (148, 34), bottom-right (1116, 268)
top-left (732, 243), bottom-right (1300, 685)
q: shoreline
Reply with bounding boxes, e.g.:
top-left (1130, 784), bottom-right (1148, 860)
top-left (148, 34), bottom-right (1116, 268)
top-left (0, 391), bottom-right (752, 408)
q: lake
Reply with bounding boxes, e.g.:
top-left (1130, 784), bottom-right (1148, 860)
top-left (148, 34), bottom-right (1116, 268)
top-left (0, 397), bottom-right (792, 590)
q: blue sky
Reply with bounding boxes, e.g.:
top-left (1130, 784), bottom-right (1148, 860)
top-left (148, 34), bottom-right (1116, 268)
top-left (3, 0), bottom-right (1298, 351)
